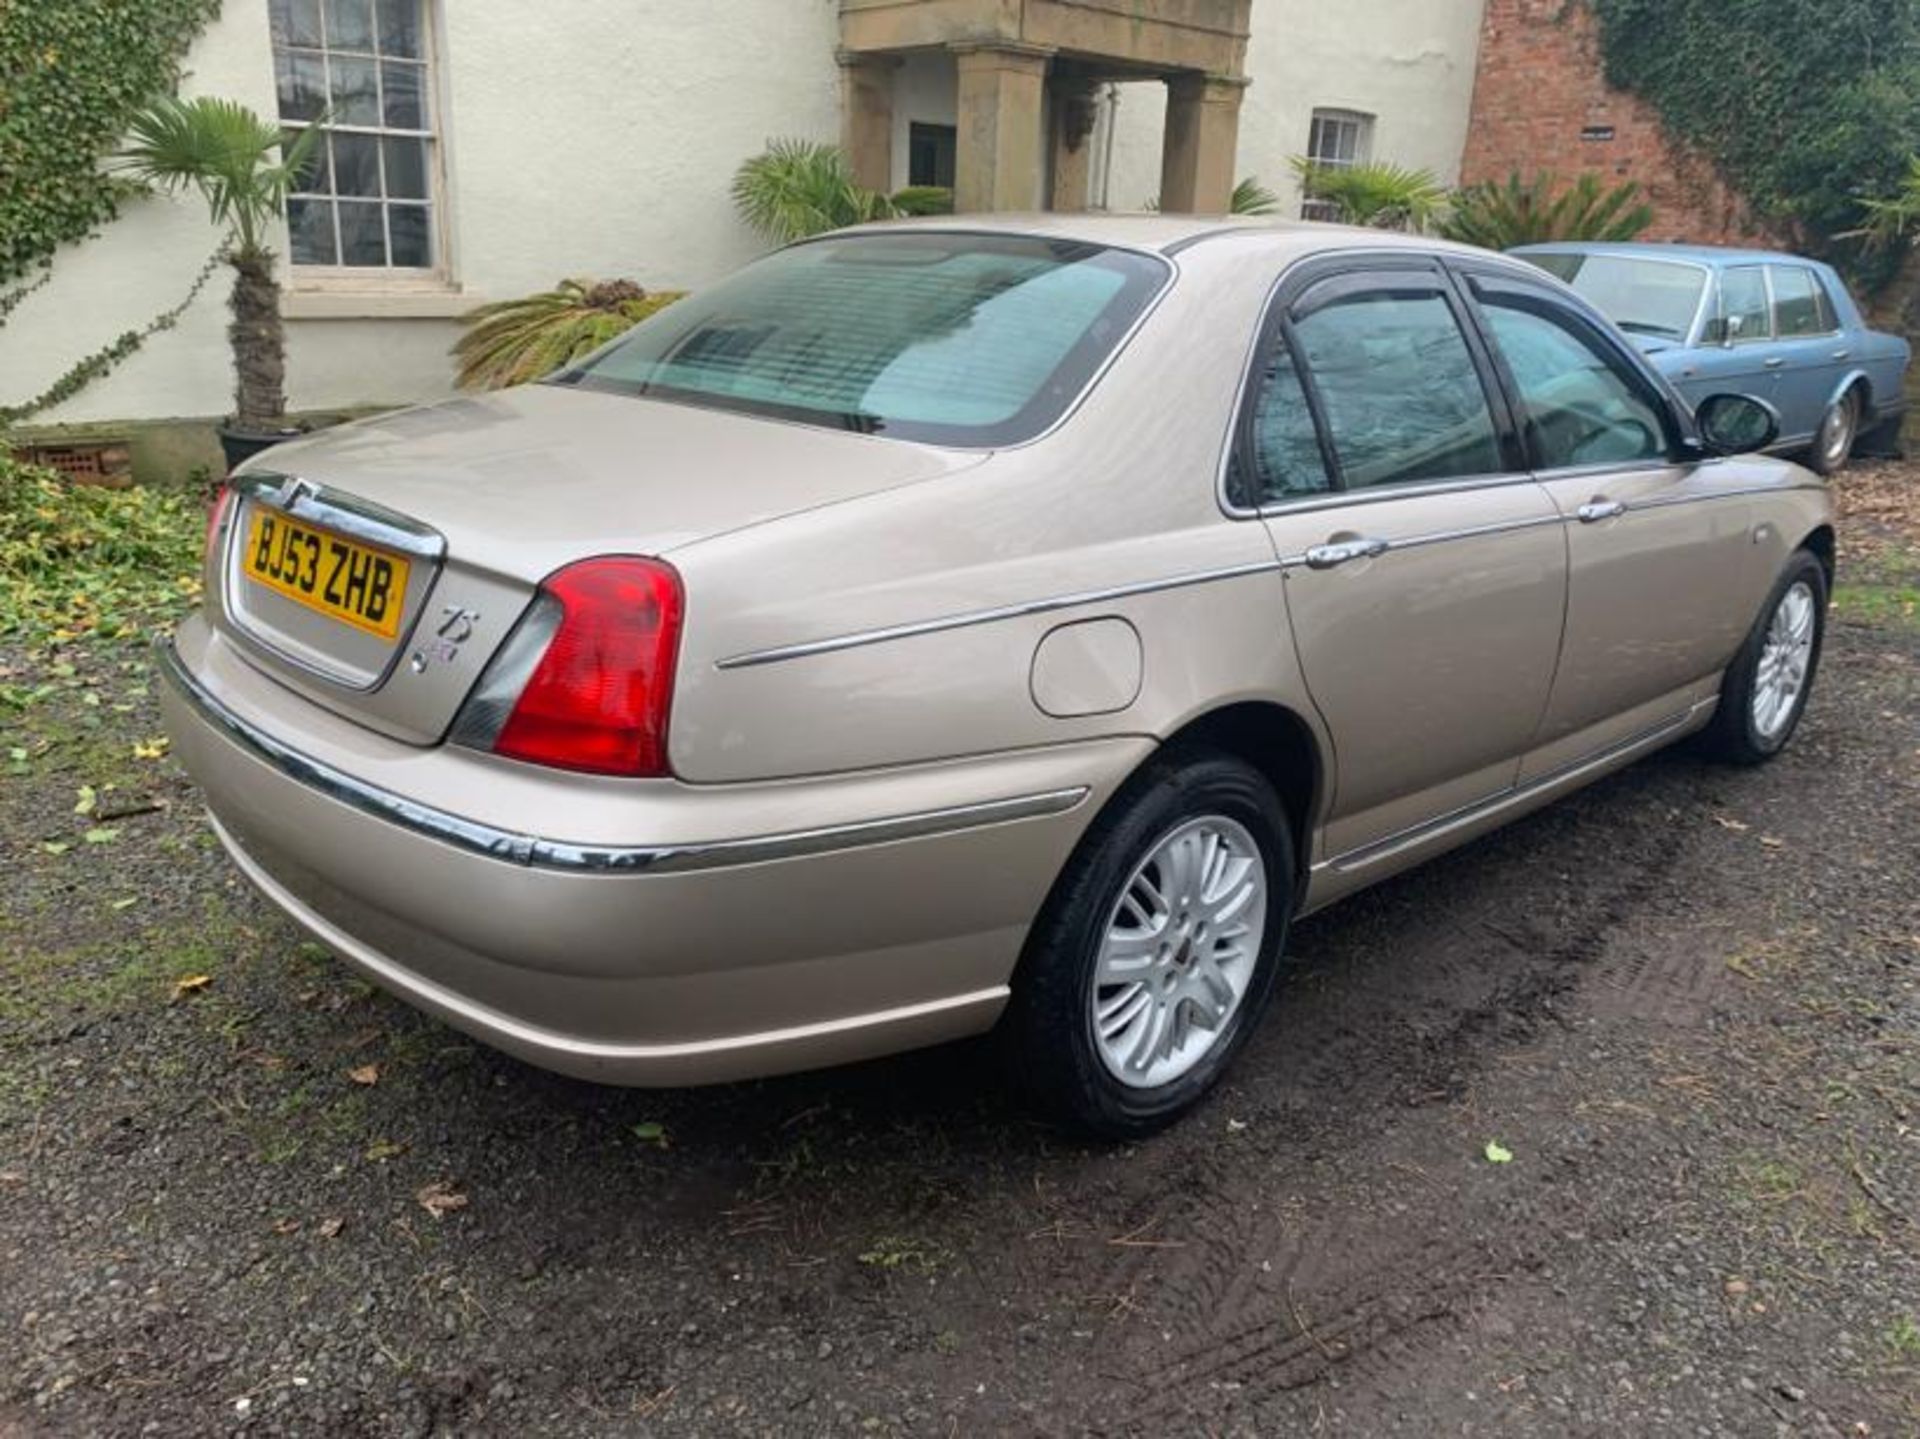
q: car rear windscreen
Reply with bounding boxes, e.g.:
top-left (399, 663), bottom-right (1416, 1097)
top-left (555, 232), bottom-right (1170, 445)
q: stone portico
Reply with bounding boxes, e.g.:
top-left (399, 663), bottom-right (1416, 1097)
top-left (837, 0), bottom-right (1253, 213)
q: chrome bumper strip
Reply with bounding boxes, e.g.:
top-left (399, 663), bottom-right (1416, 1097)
top-left (158, 639), bottom-right (1088, 873)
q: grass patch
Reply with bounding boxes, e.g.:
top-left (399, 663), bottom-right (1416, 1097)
top-left (1832, 580), bottom-right (1920, 632)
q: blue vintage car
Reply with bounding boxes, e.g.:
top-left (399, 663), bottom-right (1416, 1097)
top-left (1512, 242), bottom-right (1910, 473)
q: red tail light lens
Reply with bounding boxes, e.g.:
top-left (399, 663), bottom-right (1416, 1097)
top-left (203, 484), bottom-right (235, 571)
top-left (462, 557), bottom-right (683, 777)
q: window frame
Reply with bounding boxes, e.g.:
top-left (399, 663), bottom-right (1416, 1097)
top-left (1301, 108), bottom-right (1375, 222)
top-left (1456, 265), bottom-right (1688, 478)
top-left (272, 0), bottom-right (453, 289)
top-left (1224, 253), bottom-right (1528, 514)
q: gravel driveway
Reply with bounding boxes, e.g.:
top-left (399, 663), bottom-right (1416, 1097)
top-left (3, 466), bottom-right (1917, 1436)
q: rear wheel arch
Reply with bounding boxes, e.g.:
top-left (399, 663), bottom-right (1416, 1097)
top-left (1800, 524), bottom-right (1836, 586)
top-left (1150, 701), bottom-right (1323, 895)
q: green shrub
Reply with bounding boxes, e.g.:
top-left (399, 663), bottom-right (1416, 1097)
top-left (889, 185), bottom-right (954, 217)
top-left (1442, 172), bottom-right (1655, 250)
top-left (452, 279), bottom-right (685, 391)
top-left (0, 454), bottom-right (203, 648)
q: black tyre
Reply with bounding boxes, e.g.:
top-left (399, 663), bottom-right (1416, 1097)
top-left (1698, 549), bottom-right (1828, 765)
top-left (1807, 390), bottom-right (1860, 477)
top-left (1002, 751), bottom-right (1293, 1139)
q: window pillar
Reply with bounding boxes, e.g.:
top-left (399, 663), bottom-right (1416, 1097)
top-left (951, 42), bottom-right (1054, 213)
top-left (837, 50), bottom-right (899, 193)
top-left (1159, 72), bottom-right (1249, 214)
top-left (1049, 77), bottom-right (1100, 213)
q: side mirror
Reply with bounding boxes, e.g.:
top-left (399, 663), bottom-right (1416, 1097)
top-left (1719, 313), bottom-right (1745, 348)
top-left (1694, 392), bottom-right (1781, 457)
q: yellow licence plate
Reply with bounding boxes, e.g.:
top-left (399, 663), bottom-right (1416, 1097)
top-left (242, 508), bottom-right (411, 640)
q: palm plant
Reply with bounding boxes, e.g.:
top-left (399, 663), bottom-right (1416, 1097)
top-left (1442, 171), bottom-right (1654, 250)
top-left (731, 139), bottom-right (896, 244)
top-left (1230, 177), bottom-right (1282, 216)
top-left (1847, 155), bottom-right (1920, 251)
top-left (453, 279), bottom-right (684, 390)
top-left (1290, 158), bottom-right (1448, 232)
top-left (114, 97), bottom-right (320, 438)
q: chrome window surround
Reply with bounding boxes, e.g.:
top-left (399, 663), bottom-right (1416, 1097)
top-left (158, 638), bottom-right (1087, 873)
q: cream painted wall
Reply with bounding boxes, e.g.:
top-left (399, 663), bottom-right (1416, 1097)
top-left (2, 0), bottom-right (1482, 429)
top-left (3, 0), bottom-right (845, 426)
top-left (1106, 0), bottom-right (1489, 213)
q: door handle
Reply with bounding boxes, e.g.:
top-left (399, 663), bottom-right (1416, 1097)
top-left (1832, 349), bottom-right (1852, 361)
top-left (1577, 499), bottom-right (1626, 523)
top-left (1763, 357), bottom-right (1787, 370)
top-left (1303, 536), bottom-right (1390, 570)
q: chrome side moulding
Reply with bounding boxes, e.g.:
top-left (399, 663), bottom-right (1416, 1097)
top-left (1318, 699), bottom-right (1715, 876)
top-left (158, 639), bottom-right (1088, 873)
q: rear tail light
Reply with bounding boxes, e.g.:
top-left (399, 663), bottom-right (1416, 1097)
top-left (451, 556), bottom-right (683, 777)
top-left (203, 484), bottom-right (235, 571)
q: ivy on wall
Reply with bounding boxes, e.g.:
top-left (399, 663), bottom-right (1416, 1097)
top-left (0, 0), bottom-right (222, 290)
top-left (1586, 0), bottom-right (1920, 286)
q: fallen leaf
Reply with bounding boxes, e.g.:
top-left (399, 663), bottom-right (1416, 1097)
top-left (40, 841), bottom-right (70, 856)
top-left (364, 1138), bottom-right (405, 1163)
top-left (272, 1217), bottom-right (301, 1236)
top-left (1484, 1140), bottom-right (1514, 1165)
top-left (347, 1063), bottom-right (380, 1087)
top-left (317, 1217), bottom-right (345, 1239)
top-left (1725, 1277), bottom-right (1749, 1296)
top-left (1759, 836), bottom-right (1786, 849)
top-left (170, 973), bottom-right (212, 1001)
top-left (132, 738), bottom-right (169, 760)
top-left (0, 1171), bottom-right (24, 1188)
top-left (1225, 1117), bottom-right (1249, 1133)
top-left (415, 1180), bottom-right (469, 1219)
top-left (1712, 815), bottom-right (1750, 833)
top-left (629, 1120), bottom-right (670, 1149)
top-left (82, 827), bottom-right (120, 845)
top-left (110, 897), bottom-right (138, 911)
top-left (73, 784), bottom-right (96, 816)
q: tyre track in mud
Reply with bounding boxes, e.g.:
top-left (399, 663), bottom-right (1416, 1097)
top-left (1081, 765), bottom-right (1702, 1431)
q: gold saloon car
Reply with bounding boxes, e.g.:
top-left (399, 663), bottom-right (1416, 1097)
top-left (163, 217), bottom-right (1833, 1136)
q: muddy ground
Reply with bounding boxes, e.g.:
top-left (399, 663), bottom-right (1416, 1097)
top-left (2, 466), bottom-right (1917, 1436)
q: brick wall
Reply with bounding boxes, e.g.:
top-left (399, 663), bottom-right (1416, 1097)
top-left (1462, 0), bottom-right (1778, 248)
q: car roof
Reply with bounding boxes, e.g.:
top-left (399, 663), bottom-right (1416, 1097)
top-left (849, 211), bottom-right (1494, 261)
top-left (1510, 240), bottom-right (1824, 269)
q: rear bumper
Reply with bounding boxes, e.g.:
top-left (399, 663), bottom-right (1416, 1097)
top-left (160, 620), bottom-right (1146, 1084)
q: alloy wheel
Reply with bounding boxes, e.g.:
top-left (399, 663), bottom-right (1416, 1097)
top-left (1090, 815), bottom-right (1268, 1089)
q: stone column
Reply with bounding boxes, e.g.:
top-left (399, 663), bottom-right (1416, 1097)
top-left (837, 49), bottom-right (899, 193)
top-left (951, 42), bottom-right (1054, 213)
top-left (1049, 78), bottom-right (1100, 213)
top-left (1159, 72), bottom-right (1249, 214)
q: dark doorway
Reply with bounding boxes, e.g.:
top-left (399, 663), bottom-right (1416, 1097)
top-left (908, 122), bottom-right (957, 189)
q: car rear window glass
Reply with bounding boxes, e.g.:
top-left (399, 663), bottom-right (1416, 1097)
top-left (556, 233), bottom-right (1169, 446)
top-left (1770, 265), bottom-right (1829, 337)
top-left (1291, 290), bottom-right (1504, 490)
top-left (1520, 253), bottom-right (1706, 341)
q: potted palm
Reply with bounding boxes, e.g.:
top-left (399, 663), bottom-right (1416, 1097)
top-left (115, 97), bottom-right (320, 471)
